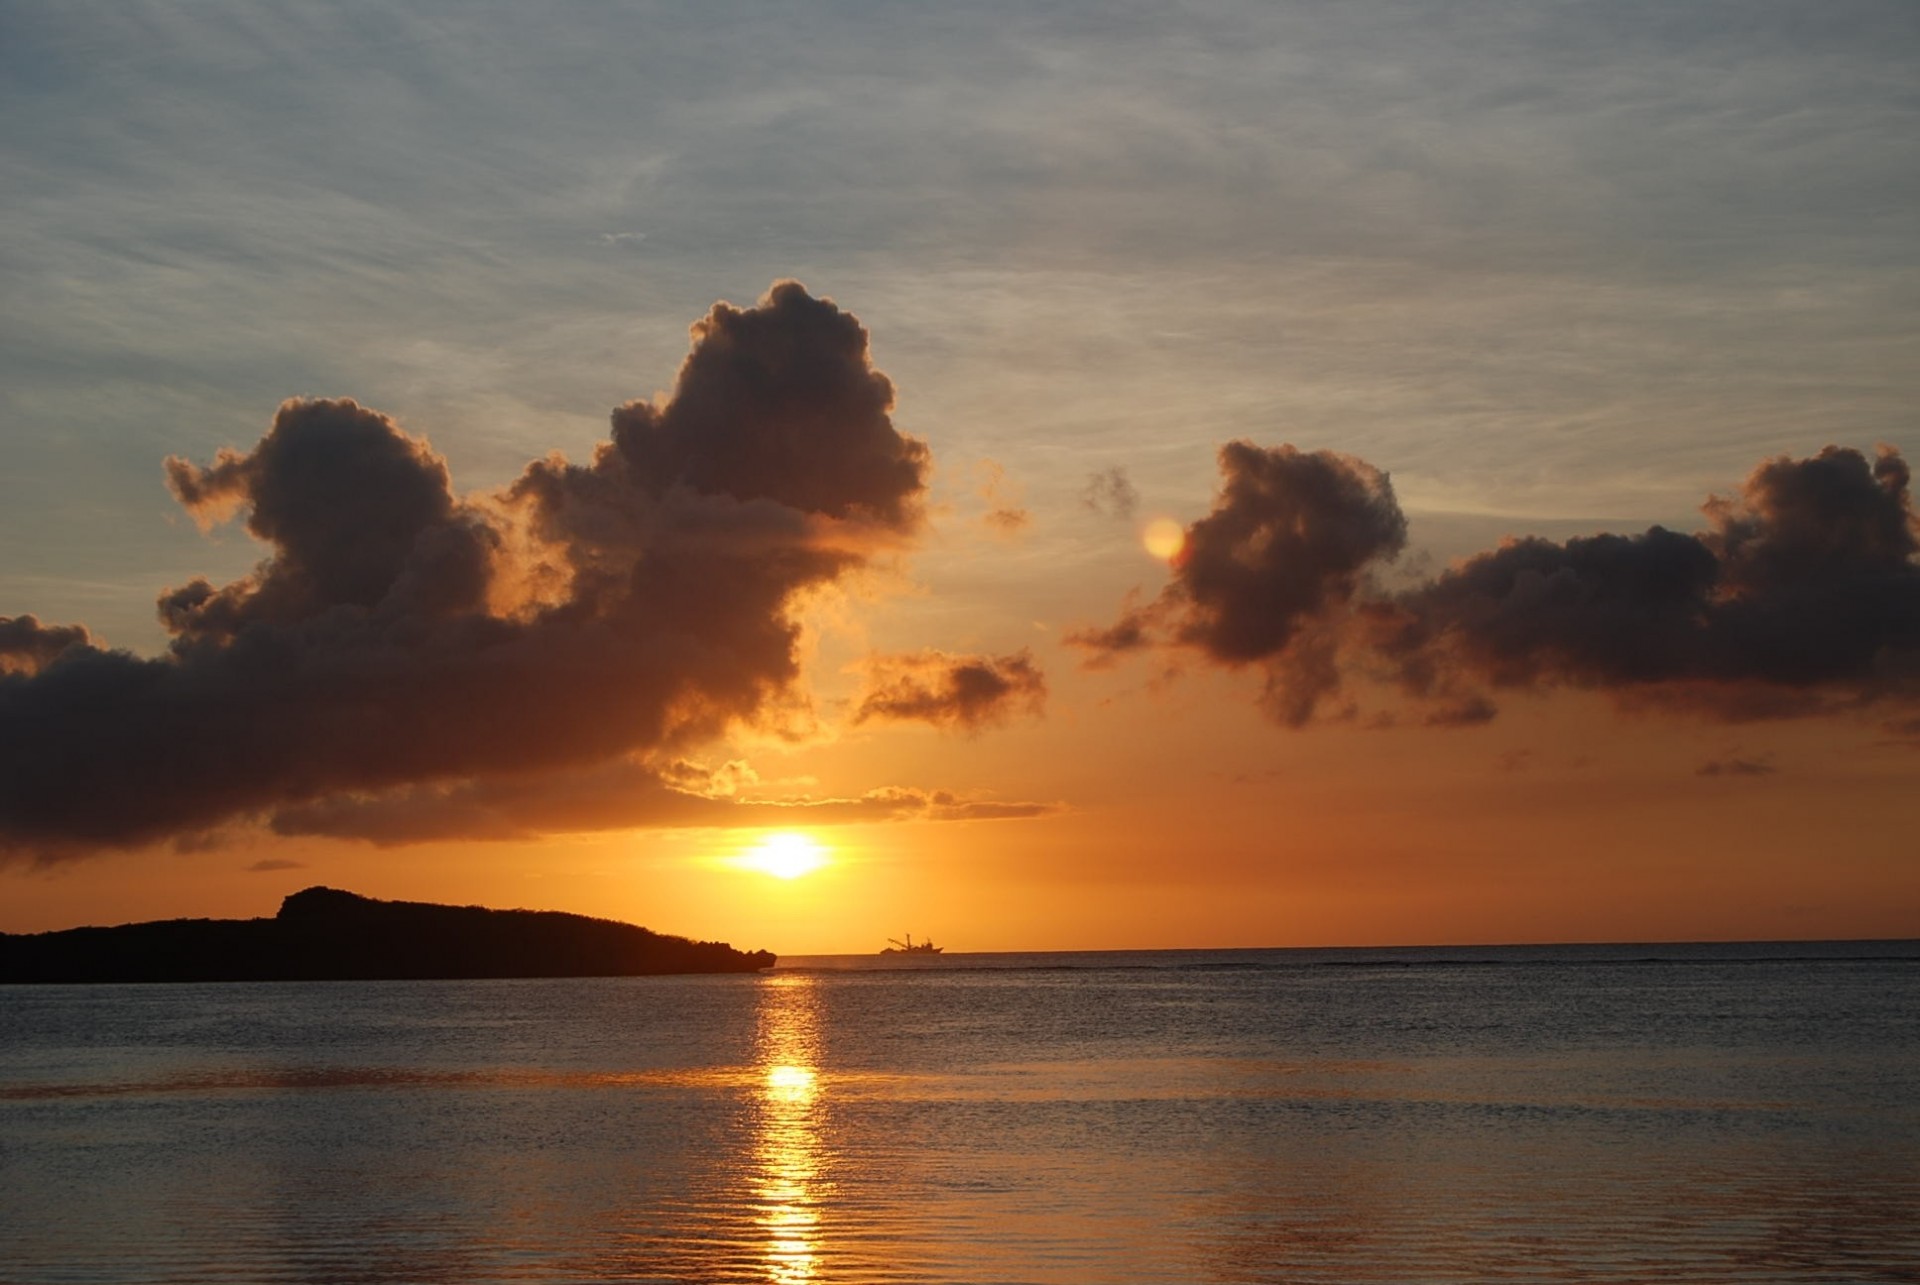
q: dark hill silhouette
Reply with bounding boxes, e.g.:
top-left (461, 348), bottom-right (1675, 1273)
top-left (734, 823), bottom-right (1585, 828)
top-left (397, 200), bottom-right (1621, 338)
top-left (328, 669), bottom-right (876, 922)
top-left (0, 887), bottom-right (775, 982)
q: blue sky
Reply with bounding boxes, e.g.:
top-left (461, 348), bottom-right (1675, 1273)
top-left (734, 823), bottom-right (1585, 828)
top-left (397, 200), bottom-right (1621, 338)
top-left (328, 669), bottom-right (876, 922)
top-left (8, 1), bottom-right (1916, 649)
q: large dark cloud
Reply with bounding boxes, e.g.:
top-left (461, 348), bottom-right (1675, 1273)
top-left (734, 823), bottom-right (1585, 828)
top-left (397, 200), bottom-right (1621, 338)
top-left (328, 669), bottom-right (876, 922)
top-left (1078, 442), bottom-right (1920, 726)
top-left (1383, 445), bottom-right (1920, 715)
top-left (853, 649), bottom-right (1047, 732)
top-left (162, 397), bottom-right (481, 630)
top-left (598, 281), bottom-right (926, 530)
top-left (1173, 443), bottom-right (1407, 662)
top-left (1070, 442), bottom-right (1407, 724)
top-left (0, 283), bottom-right (937, 860)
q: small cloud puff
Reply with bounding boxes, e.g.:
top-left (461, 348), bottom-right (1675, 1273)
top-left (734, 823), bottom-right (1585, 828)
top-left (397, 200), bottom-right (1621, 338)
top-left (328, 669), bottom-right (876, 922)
top-left (1082, 467), bottom-right (1140, 520)
top-left (853, 649), bottom-right (1047, 733)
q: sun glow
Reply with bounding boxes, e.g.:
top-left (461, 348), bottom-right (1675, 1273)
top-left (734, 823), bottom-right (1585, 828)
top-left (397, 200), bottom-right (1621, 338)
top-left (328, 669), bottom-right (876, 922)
top-left (1142, 517), bottom-right (1185, 561)
top-left (740, 832), bottom-right (829, 880)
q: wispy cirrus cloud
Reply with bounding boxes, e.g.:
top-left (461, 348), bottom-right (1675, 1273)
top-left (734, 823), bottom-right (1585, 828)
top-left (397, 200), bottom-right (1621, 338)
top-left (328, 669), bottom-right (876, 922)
top-left (1696, 756), bottom-right (1777, 778)
top-left (270, 758), bottom-right (1059, 847)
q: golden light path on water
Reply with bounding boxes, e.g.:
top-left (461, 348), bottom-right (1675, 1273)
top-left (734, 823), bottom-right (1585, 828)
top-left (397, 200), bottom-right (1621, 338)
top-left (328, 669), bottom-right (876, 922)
top-left (755, 974), bottom-right (826, 1283)
top-left (4, 957), bottom-right (1918, 1282)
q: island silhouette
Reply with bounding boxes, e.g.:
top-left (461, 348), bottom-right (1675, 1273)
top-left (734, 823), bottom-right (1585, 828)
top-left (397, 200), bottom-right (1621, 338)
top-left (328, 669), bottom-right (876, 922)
top-left (0, 886), bottom-right (775, 982)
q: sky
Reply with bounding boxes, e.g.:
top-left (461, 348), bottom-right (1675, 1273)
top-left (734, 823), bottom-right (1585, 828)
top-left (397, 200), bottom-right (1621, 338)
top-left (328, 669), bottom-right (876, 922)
top-left (3, 0), bottom-right (1917, 952)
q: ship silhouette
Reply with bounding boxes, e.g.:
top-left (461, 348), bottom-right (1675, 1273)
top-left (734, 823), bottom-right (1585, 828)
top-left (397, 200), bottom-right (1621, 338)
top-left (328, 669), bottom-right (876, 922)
top-left (881, 933), bottom-right (943, 955)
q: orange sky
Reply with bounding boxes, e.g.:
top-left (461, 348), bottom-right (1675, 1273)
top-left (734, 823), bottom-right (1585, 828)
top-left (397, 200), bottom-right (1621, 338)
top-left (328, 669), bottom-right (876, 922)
top-left (8, 617), bottom-right (1917, 952)
top-left (4, 9), bottom-right (1917, 952)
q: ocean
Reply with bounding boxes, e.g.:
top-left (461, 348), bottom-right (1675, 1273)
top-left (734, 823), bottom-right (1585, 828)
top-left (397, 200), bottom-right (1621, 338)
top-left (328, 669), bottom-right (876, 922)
top-left (2, 942), bottom-right (1916, 1283)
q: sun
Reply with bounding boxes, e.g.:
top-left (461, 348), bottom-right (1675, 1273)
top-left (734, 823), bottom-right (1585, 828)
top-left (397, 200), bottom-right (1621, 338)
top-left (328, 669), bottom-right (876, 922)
top-left (739, 832), bottom-right (829, 880)
top-left (1142, 517), bottom-right (1185, 561)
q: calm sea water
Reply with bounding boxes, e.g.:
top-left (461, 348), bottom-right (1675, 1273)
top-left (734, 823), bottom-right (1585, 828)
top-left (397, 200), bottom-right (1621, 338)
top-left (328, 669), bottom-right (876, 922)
top-left (2, 942), bottom-right (1916, 1284)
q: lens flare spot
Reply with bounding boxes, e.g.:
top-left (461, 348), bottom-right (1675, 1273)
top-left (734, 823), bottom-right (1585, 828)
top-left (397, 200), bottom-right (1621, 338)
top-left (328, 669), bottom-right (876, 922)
top-left (1142, 518), bottom-right (1186, 561)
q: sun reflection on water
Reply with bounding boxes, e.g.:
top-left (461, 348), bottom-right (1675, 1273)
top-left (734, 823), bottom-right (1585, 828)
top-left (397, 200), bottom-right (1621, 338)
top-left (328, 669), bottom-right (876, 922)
top-left (755, 974), bottom-right (826, 1283)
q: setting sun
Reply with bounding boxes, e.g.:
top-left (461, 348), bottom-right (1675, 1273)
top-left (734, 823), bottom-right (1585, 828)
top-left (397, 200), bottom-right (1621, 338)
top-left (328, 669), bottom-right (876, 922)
top-left (739, 833), bottom-right (829, 880)
top-left (1142, 517), bottom-right (1185, 561)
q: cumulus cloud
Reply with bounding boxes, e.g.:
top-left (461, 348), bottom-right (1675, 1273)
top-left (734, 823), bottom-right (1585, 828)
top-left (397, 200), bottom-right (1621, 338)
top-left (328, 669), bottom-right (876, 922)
top-left (0, 616), bottom-right (93, 676)
top-left (0, 283), bottom-right (942, 860)
top-left (853, 649), bottom-right (1047, 732)
top-left (1070, 442), bottom-right (1406, 724)
top-left (1381, 445), bottom-right (1920, 717)
top-left (1078, 442), bottom-right (1920, 727)
top-left (1172, 443), bottom-right (1408, 663)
